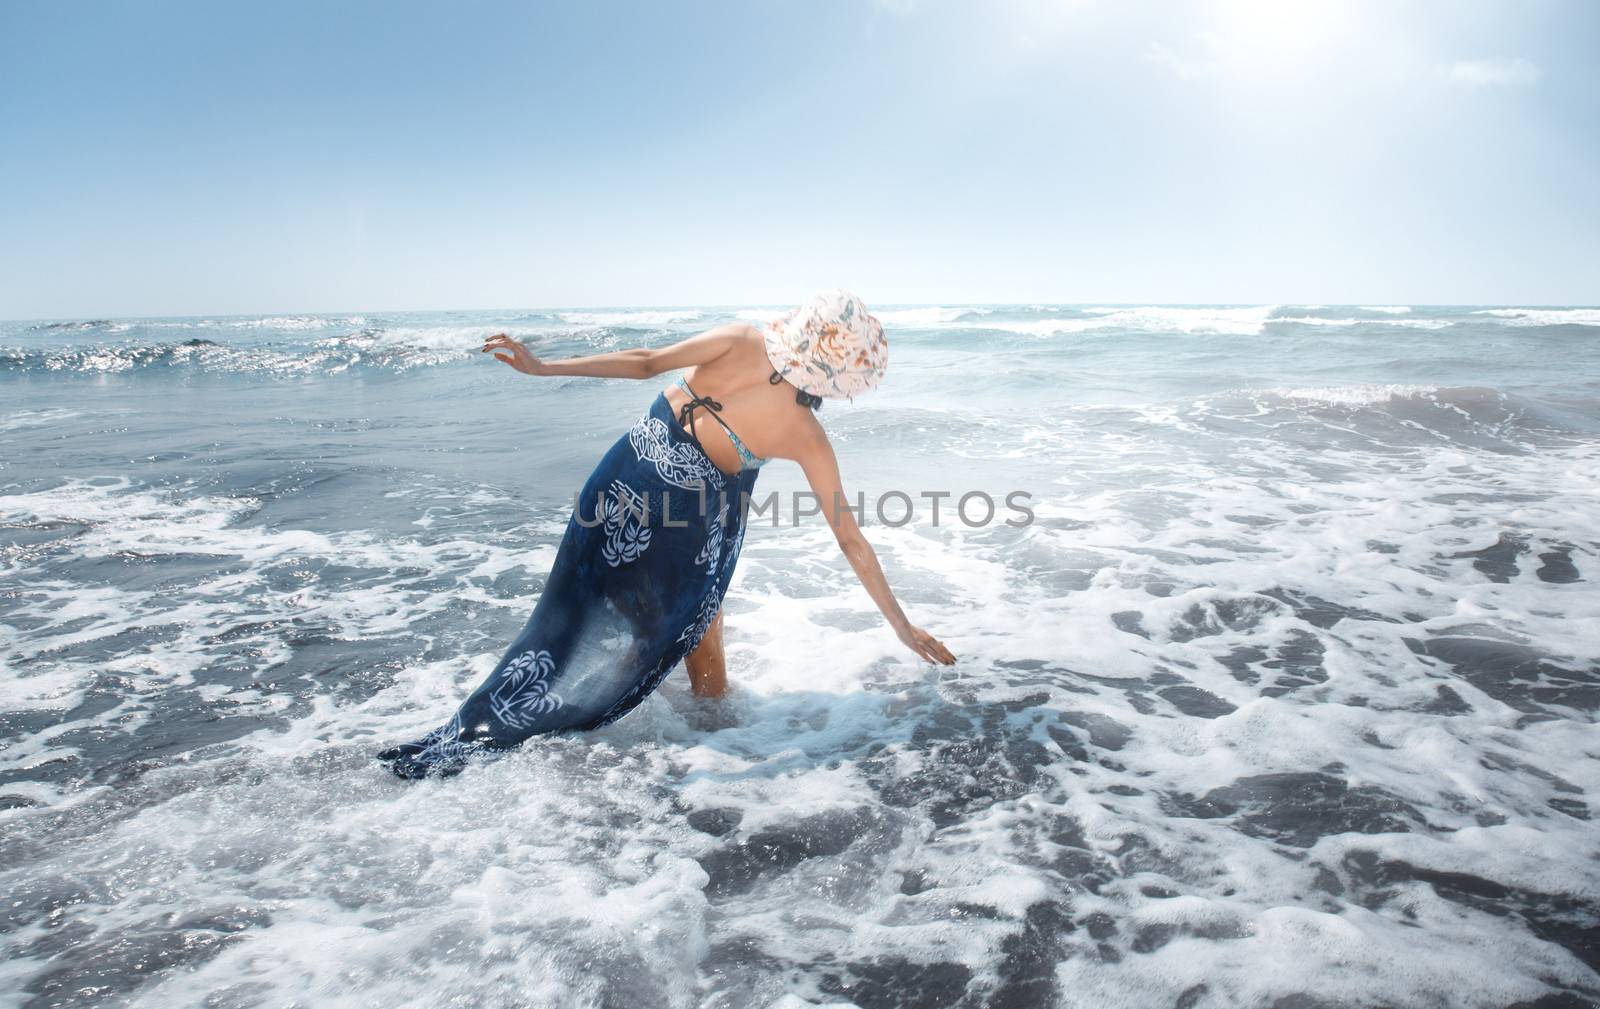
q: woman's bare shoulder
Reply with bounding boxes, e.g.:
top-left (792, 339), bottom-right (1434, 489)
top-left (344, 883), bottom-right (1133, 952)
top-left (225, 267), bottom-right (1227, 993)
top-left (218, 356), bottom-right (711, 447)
top-left (761, 402), bottom-right (828, 462)
top-left (724, 322), bottom-right (773, 371)
top-left (704, 322), bottom-right (764, 361)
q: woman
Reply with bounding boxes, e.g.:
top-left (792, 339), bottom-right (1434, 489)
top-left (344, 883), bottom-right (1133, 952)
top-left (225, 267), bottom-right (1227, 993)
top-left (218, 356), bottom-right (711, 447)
top-left (377, 289), bottom-right (956, 779)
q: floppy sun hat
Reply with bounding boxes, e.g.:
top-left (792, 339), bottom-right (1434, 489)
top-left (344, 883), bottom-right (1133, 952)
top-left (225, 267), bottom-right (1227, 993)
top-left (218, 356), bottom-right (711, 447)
top-left (762, 289), bottom-right (888, 401)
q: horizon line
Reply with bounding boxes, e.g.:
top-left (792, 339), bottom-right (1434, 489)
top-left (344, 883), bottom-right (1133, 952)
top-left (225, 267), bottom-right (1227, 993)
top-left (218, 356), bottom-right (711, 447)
top-left (7, 300), bottom-right (1599, 326)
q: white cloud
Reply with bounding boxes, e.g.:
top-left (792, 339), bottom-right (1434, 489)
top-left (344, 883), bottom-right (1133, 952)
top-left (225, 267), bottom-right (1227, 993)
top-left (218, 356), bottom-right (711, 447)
top-left (1446, 57), bottom-right (1541, 88)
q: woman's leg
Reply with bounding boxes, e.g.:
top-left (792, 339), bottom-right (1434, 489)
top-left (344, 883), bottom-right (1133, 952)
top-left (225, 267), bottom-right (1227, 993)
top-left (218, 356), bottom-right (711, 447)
top-left (684, 607), bottom-right (727, 698)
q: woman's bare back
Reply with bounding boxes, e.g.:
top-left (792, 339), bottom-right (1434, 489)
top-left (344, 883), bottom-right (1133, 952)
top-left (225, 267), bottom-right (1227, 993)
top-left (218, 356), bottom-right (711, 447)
top-left (660, 325), bottom-right (820, 476)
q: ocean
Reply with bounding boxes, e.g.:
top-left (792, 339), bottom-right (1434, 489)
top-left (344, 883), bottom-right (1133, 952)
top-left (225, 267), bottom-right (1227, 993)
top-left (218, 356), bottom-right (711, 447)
top-left (1, 304), bottom-right (1597, 1008)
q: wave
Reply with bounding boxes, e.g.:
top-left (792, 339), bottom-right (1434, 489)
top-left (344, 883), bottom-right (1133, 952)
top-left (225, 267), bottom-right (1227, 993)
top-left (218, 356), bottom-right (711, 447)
top-left (556, 309), bottom-right (705, 327)
top-left (1261, 382), bottom-right (1450, 406)
top-left (354, 325), bottom-right (502, 352)
top-left (28, 319), bottom-right (119, 332)
top-left (0, 321), bottom-right (657, 375)
top-left (24, 315), bottom-right (368, 334)
top-left (929, 307), bottom-right (1461, 336)
top-left (1076, 305), bottom-right (1283, 335)
top-left (970, 305), bottom-right (1284, 336)
top-left (1239, 382), bottom-right (1548, 417)
top-left (0, 339), bottom-right (224, 373)
top-left (871, 306), bottom-right (992, 326)
top-left (0, 407), bottom-right (81, 432)
top-left (7, 304), bottom-right (1598, 379)
top-left (0, 333), bottom-right (472, 375)
top-left (732, 305), bottom-right (997, 328)
top-left (1176, 383), bottom-right (1600, 446)
top-left (873, 304), bottom-right (1598, 336)
top-left (215, 315), bottom-right (368, 330)
top-left (731, 305), bottom-right (1000, 328)
top-left (1267, 316), bottom-right (1452, 330)
top-left (729, 306), bottom-right (783, 323)
top-left (818, 303), bottom-right (1592, 337)
top-left (1472, 308), bottom-right (1600, 327)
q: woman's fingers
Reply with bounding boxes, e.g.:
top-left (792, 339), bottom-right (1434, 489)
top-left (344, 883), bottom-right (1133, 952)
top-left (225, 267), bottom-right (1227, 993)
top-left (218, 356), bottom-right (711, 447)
top-left (896, 625), bottom-right (955, 666)
top-left (493, 352), bottom-right (515, 365)
top-left (918, 631), bottom-right (956, 665)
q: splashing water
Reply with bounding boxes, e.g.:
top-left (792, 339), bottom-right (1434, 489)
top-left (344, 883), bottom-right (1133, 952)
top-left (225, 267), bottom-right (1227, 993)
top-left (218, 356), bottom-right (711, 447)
top-left (2, 305), bottom-right (1598, 1008)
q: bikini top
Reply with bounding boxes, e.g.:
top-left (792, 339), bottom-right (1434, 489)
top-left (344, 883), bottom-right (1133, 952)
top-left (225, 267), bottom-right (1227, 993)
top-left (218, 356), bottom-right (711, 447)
top-left (673, 373), bottom-right (769, 470)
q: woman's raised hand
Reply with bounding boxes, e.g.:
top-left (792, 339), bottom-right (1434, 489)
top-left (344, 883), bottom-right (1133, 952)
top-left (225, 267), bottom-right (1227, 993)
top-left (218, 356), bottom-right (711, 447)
top-left (898, 624), bottom-right (957, 665)
top-left (481, 333), bottom-right (545, 375)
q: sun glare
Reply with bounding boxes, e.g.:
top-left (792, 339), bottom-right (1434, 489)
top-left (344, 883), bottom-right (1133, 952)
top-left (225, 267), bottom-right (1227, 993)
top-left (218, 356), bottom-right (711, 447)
top-left (1198, 0), bottom-right (1358, 76)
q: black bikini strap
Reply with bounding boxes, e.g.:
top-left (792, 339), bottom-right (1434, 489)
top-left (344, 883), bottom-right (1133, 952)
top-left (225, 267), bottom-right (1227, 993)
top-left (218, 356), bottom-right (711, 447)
top-left (677, 378), bottom-right (740, 445)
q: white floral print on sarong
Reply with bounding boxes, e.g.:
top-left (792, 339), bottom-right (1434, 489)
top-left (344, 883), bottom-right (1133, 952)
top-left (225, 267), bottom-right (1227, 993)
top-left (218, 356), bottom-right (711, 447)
top-left (601, 479), bottom-right (651, 567)
top-left (695, 499), bottom-right (727, 572)
top-left (629, 415), bottom-right (725, 491)
top-left (676, 590), bottom-right (722, 653)
top-left (488, 648), bottom-right (563, 729)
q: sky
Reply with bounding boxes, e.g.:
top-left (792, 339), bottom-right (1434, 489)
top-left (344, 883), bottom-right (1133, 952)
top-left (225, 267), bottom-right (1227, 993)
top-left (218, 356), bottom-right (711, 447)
top-left (1, 0), bottom-right (1596, 318)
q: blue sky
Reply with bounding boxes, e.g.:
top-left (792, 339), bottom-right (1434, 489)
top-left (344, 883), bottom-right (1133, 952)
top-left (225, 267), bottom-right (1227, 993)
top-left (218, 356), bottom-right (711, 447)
top-left (1, 0), bottom-right (1595, 318)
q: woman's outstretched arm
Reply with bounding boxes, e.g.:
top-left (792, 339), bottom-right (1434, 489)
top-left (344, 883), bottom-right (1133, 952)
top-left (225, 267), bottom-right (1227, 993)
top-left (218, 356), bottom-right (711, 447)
top-left (481, 324), bottom-right (748, 379)
top-left (792, 424), bottom-right (957, 666)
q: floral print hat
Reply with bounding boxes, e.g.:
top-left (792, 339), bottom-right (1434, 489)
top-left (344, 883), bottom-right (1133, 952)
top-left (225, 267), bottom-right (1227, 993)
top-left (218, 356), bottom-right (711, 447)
top-left (761, 289), bottom-right (888, 400)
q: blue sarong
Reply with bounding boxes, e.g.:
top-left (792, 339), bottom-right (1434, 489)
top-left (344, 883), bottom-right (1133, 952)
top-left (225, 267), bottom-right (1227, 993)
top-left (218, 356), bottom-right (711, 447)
top-left (379, 391), bottom-right (760, 777)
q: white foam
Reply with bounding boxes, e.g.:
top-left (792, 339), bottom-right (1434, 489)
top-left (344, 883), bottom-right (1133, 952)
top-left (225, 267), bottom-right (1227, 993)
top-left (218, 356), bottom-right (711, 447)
top-left (759, 304), bottom-right (1284, 336)
top-left (733, 307), bottom-right (790, 324)
top-left (216, 315), bottom-right (368, 330)
top-left (353, 324), bottom-right (500, 352)
top-left (0, 407), bottom-right (80, 432)
top-left (0, 476), bottom-right (550, 749)
top-left (1007, 305), bottom-right (1282, 336)
top-left (871, 306), bottom-right (983, 326)
top-left (1474, 307), bottom-right (1600, 327)
top-left (557, 309), bottom-right (706, 327)
top-left (5, 369), bottom-right (1600, 1006)
top-left (1259, 383), bottom-right (1442, 406)
top-left (1270, 315), bottom-right (1451, 330)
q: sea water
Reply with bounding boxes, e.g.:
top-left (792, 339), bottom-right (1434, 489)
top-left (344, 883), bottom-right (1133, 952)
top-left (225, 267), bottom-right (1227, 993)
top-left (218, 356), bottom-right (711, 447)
top-left (1, 305), bottom-right (1597, 1008)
